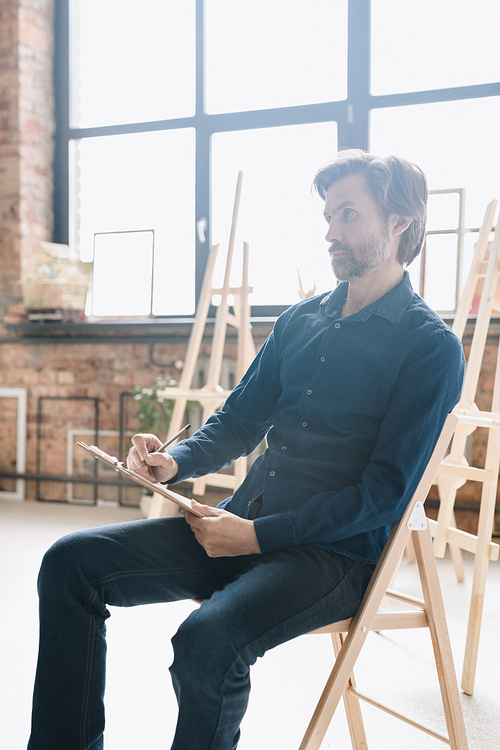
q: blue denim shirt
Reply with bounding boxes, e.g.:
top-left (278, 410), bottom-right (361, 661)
top-left (169, 273), bottom-right (464, 565)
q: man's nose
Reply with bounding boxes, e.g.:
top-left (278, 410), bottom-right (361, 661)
top-left (325, 219), bottom-right (341, 244)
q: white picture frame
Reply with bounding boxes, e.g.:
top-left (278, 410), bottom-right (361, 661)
top-left (0, 387), bottom-right (27, 500)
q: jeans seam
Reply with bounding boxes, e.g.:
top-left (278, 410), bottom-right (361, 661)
top-left (80, 589), bottom-right (98, 750)
top-left (90, 562), bottom-right (234, 588)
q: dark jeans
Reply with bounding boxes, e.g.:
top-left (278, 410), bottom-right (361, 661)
top-left (27, 516), bottom-right (375, 750)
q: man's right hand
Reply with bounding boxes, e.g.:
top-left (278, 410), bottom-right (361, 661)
top-left (127, 433), bottom-right (179, 485)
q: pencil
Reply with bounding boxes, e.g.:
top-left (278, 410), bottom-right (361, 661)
top-left (137, 424), bottom-right (191, 469)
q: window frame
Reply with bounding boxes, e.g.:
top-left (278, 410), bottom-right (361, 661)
top-left (53, 0), bottom-right (500, 322)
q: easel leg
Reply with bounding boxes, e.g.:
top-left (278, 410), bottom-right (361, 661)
top-left (461, 477), bottom-right (497, 694)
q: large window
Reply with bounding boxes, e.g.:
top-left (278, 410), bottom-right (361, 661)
top-left (54, 0), bottom-right (500, 319)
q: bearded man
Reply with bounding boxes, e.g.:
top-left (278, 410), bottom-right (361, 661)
top-left (28, 149), bottom-right (464, 750)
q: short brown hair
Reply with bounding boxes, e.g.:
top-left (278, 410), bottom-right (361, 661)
top-left (313, 149), bottom-right (428, 266)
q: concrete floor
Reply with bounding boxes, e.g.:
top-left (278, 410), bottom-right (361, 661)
top-left (1, 499), bottom-right (499, 749)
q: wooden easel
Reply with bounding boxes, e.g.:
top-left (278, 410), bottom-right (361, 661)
top-left (430, 199), bottom-right (500, 694)
top-left (147, 172), bottom-right (256, 519)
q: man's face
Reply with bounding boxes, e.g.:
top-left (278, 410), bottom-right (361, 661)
top-left (323, 172), bottom-right (391, 282)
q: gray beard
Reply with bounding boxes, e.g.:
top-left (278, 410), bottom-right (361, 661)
top-left (329, 224), bottom-right (391, 282)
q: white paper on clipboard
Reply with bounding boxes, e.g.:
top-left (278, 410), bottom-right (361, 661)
top-left (77, 442), bottom-right (203, 517)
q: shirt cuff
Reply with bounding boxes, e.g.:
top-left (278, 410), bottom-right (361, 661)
top-left (160, 472), bottom-right (178, 486)
top-left (166, 443), bottom-right (195, 483)
top-left (253, 512), bottom-right (296, 554)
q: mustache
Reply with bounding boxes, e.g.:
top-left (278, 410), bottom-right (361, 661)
top-left (329, 242), bottom-right (351, 254)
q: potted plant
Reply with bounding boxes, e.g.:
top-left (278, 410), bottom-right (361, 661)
top-left (132, 376), bottom-right (177, 438)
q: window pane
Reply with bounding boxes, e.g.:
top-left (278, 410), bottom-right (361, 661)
top-left (205, 0), bottom-right (347, 114)
top-left (74, 129), bottom-right (195, 316)
top-left (423, 234), bottom-right (458, 313)
top-left (211, 122), bottom-right (338, 307)
top-left (371, 0), bottom-right (500, 95)
top-left (427, 192), bottom-right (461, 232)
top-left (370, 98), bottom-right (500, 226)
top-left (370, 97), bottom-right (500, 310)
top-left (71, 0), bottom-right (195, 128)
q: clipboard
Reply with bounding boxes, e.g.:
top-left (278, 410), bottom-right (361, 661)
top-left (77, 442), bottom-right (204, 517)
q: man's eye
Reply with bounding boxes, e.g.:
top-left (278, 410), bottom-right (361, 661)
top-left (324, 215), bottom-right (331, 224)
top-left (344, 209), bottom-right (354, 219)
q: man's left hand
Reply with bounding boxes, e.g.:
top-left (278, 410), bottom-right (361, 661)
top-left (182, 501), bottom-right (262, 558)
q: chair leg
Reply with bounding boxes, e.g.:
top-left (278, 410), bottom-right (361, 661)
top-left (381, 548), bottom-right (405, 608)
top-left (412, 527), bottom-right (469, 750)
top-left (297, 632), bottom-right (364, 750)
top-left (332, 633), bottom-right (368, 750)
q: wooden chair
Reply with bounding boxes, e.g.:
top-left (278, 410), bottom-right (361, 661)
top-left (299, 413), bottom-right (469, 750)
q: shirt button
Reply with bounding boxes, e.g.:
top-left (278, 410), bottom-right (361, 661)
top-left (320, 356), bottom-right (326, 362)
top-left (335, 323), bottom-right (341, 329)
top-left (269, 470), bottom-right (276, 477)
top-left (281, 445), bottom-right (287, 451)
top-left (307, 389), bottom-right (312, 395)
top-left (302, 421), bottom-right (307, 427)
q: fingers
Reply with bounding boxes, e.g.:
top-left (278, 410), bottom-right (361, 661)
top-left (181, 502), bottom-right (218, 534)
top-left (181, 502), bottom-right (216, 530)
top-left (181, 507), bottom-right (261, 557)
top-left (128, 433), bottom-right (162, 468)
top-left (190, 499), bottom-right (218, 517)
top-left (127, 433), bottom-right (178, 484)
top-left (181, 502), bottom-right (206, 523)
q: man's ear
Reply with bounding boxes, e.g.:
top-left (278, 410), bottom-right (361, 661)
top-left (390, 214), bottom-right (411, 237)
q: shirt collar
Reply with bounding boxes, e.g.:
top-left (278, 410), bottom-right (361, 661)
top-left (320, 271), bottom-right (415, 325)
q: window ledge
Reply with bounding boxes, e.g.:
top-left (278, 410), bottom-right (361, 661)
top-left (2, 316), bottom-right (277, 343)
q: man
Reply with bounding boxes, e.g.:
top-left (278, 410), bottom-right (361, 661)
top-left (28, 149), bottom-right (464, 750)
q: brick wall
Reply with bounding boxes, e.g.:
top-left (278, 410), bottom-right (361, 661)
top-left (0, 0), bottom-right (55, 331)
top-left (0, 0), bottom-right (22, 323)
top-left (17, 0), bottom-right (55, 283)
top-left (0, 337), bottom-right (195, 501)
top-left (0, 334), bottom-right (248, 501)
top-left (0, 331), bottom-right (270, 503)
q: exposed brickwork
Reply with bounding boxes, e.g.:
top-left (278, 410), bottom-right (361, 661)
top-left (0, 1), bottom-right (22, 321)
top-left (0, 335), bottom-right (262, 502)
top-left (18, 0), bottom-right (55, 282)
top-left (0, 0), bottom-right (54, 330)
top-left (0, 339), bottom-right (182, 499)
